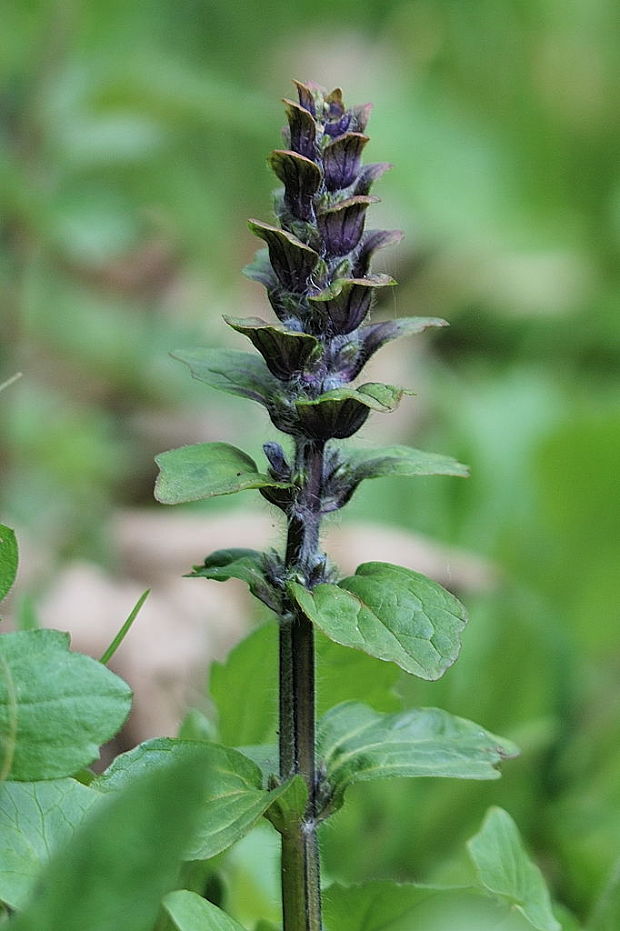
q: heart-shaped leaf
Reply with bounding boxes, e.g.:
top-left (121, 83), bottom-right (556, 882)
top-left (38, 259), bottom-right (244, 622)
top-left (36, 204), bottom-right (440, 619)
top-left (94, 738), bottom-right (292, 860)
top-left (0, 630), bottom-right (132, 780)
top-left (288, 562), bottom-right (466, 679)
top-left (318, 702), bottom-right (518, 811)
top-left (467, 807), bottom-right (561, 931)
top-left (154, 443), bottom-right (290, 505)
top-left (164, 890), bottom-right (246, 931)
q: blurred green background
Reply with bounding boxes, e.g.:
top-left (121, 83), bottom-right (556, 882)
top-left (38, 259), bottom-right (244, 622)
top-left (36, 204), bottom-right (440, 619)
top-left (2, 0), bottom-right (620, 926)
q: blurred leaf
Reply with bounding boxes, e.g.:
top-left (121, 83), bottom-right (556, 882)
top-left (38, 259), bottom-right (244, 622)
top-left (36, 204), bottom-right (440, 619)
top-left (10, 751), bottom-right (208, 931)
top-left (323, 881), bottom-right (500, 931)
top-left (587, 857), bottom-right (620, 931)
top-left (0, 779), bottom-right (97, 909)
top-left (318, 702), bottom-right (518, 810)
top-left (210, 625), bottom-right (278, 748)
top-left (0, 526), bottom-right (18, 602)
top-left (94, 738), bottom-right (291, 860)
top-left (0, 630), bottom-right (132, 780)
top-left (467, 807), bottom-right (560, 931)
top-left (315, 630), bottom-right (401, 715)
top-left (289, 562), bottom-right (467, 679)
top-left (154, 443), bottom-right (290, 505)
top-left (164, 890), bottom-right (246, 931)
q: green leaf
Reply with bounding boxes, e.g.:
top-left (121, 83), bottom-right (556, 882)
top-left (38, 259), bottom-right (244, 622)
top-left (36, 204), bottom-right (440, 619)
top-left (0, 630), bottom-right (132, 780)
top-left (0, 779), bottom-right (98, 909)
top-left (0, 525), bottom-right (18, 602)
top-left (210, 625), bottom-right (278, 747)
top-left (210, 625), bottom-right (400, 752)
top-left (323, 881), bottom-right (501, 931)
top-left (164, 890), bottom-right (246, 931)
top-left (99, 589), bottom-right (150, 664)
top-left (172, 347), bottom-right (282, 407)
top-left (264, 774), bottom-right (308, 834)
top-left (588, 857), bottom-right (620, 931)
top-left (94, 738), bottom-right (291, 860)
top-left (296, 383), bottom-right (412, 440)
top-left (224, 316), bottom-right (320, 380)
top-left (342, 444), bottom-right (469, 482)
top-left (289, 562), bottom-right (467, 679)
top-left (154, 443), bottom-right (290, 505)
top-left (10, 751), bottom-right (209, 931)
top-left (190, 549), bottom-right (281, 613)
top-left (318, 702), bottom-right (518, 811)
top-left (467, 807), bottom-right (561, 931)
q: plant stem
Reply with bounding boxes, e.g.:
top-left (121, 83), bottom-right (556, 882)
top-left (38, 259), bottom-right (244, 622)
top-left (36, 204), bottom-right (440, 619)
top-left (280, 438), bottom-right (324, 930)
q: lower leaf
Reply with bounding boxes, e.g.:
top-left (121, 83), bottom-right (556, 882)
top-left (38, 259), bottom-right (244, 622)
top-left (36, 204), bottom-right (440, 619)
top-left (164, 890), bottom-right (246, 931)
top-left (317, 702), bottom-right (518, 812)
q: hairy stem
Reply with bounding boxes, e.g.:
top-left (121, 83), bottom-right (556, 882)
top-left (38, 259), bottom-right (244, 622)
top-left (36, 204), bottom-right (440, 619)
top-left (280, 438), bottom-right (325, 930)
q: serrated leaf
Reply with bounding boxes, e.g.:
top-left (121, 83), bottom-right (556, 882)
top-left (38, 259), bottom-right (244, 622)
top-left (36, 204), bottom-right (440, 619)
top-left (323, 881), bottom-right (502, 931)
top-left (0, 630), bottom-right (132, 780)
top-left (164, 890), bottom-right (246, 931)
top-left (94, 738), bottom-right (291, 860)
top-left (289, 562), bottom-right (467, 679)
top-left (172, 347), bottom-right (282, 407)
top-left (296, 383), bottom-right (411, 440)
top-left (0, 779), bottom-right (98, 909)
top-left (318, 702), bottom-right (517, 810)
top-left (467, 807), bottom-right (561, 931)
top-left (0, 525), bottom-right (18, 602)
top-left (154, 443), bottom-right (290, 505)
top-left (10, 752), bottom-right (208, 931)
top-left (224, 316), bottom-right (320, 380)
top-left (190, 548), bottom-right (281, 612)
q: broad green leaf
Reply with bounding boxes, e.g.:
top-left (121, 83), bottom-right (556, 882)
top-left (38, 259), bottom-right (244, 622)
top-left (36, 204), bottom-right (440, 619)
top-left (164, 890), bottom-right (246, 931)
top-left (289, 562), bottom-right (467, 679)
top-left (190, 549), bottom-right (281, 612)
top-left (11, 752), bottom-right (209, 931)
top-left (296, 383), bottom-right (412, 440)
top-left (224, 316), bottom-right (320, 380)
top-left (94, 738), bottom-right (291, 860)
top-left (0, 525), bottom-right (18, 602)
top-left (254, 923), bottom-right (279, 931)
top-left (210, 625), bottom-right (278, 747)
top-left (342, 445), bottom-right (469, 482)
top-left (154, 443), bottom-right (290, 505)
top-left (0, 779), bottom-right (98, 909)
top-left (318, 702), bottom-right (518, 810)
top-left (172, 347), bottom-right (282, 407)
top-left (0, 630), bottom-right (132, 780)
top-left (210, 625), bottom-right (400, 750)
top-left (323, 881), bottom-right (502, 931)
top-left (467, 807), bottom-right (561, 931)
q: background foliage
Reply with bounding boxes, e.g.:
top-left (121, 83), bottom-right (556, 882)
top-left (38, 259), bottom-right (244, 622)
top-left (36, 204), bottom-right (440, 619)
top-left (2, 0), bottom-right (619, 925)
